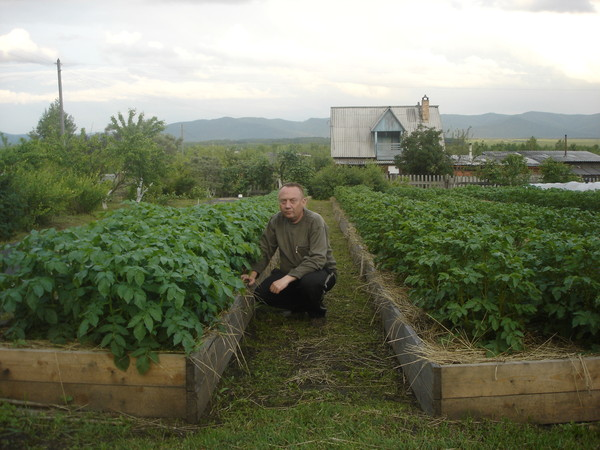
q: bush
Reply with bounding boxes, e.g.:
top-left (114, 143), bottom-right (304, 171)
top-left (64, 174), bottom-right (109, 214)
top-left (309, 164), bottom-right (389, 200)
top-left (0, 174), bottom-right (24, 240)
top-left (12, 167), bottom-right (74, 228)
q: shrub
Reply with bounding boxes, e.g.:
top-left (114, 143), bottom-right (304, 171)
top-left (0, 174), bottom-right (24, 240)
top-left (64, 174), bottom-right (109, 214)
top-left (309, 164), bottom-right (389, 200)
top-left (12, 167), bottom-right (74, 228)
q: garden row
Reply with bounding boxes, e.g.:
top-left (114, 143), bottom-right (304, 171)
top-left (387, 184), bottom-right (600, 212)
top-left (335, 185), bottom-right (600, 354)
top-left (0, 196), bottom-right (277, 373)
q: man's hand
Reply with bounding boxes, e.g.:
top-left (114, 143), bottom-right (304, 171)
top-left (270, 275), bottom-right (297, 294)
top-left (241, 271), bottom-right (258, 287)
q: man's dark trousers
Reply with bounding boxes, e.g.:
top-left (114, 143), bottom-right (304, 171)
top-left (254, 268), bottom-right (336, 318)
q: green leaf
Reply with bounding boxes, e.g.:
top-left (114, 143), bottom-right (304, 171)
top-left (45, 309), bottom-right (58, 324)
top-left (117, 284), bottom-right (134, 303)
top-left (114, 353), bottom-right (130, 372)
top-left (136, 354), bottom-right (151, 374)
top-left (143, 314), bottom-right (153, 332)
top-left (133, 322), bottom-right (146, 342)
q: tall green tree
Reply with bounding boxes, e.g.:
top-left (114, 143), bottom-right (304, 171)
top-left (104, 109), bottom-right (167, 204)
top-left (478, 153), bottom-right (530, 185)
top-left (276, 146), bottom-right (314, 186)
top-left (29, 99), bottom-right (77, 141)
top-left (394, 126), bottom-right (453, 175)
top-left (539, 159), bottom-right (581, 183)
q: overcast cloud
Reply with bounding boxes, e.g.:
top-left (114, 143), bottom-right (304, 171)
top-left (1, 0), bottom-right (599, 134)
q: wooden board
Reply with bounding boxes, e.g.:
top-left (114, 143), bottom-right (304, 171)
top-left (0, 348), bottom-right (186, 386)
top-left (186, 293), bottom-right (255, 422)
top-left (0, 380), bottom-right (187, 418)
top-left (441, 390), bottom-right (600, 424)
top-left (440, 357), bottom-right (600, 398)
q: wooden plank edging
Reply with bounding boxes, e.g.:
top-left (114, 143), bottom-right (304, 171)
top-left (0, 290), bottom-right (258, 422)
top-left (331, 198), bottom-right (600, 423)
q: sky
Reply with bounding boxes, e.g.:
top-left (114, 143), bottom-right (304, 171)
top-left (1, 0), bottom-right (599, 135)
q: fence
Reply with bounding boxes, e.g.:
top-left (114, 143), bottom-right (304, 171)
top-left (393, 174), bottom-right (491, 189)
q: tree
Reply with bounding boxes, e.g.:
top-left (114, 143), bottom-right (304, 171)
top-left (275, 146), bottom-right (314, 187)
top-left (394, 126), bottom-right (453, 175)
top-left (539, 159), bottom-right (581, 183)
top-left (478, 153), bottom-right (530, 185)
top-left (526, 136), bottom-right (539, 150)
top-left (444, 127), bottom-right (472, 155)
top-left (104, 109), bottom-right (166, 205)
top-left (29, 99), bottom-right (77, 141)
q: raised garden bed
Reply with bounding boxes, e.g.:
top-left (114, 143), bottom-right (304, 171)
top-left (0, 292), bottom-right (255, 422)
top-left (332, 199), bottom-right (600, 424)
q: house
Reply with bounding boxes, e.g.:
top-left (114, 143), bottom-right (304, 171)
top-left (452, 150), bottom-right (600, 182)
top-left (330, 95), bottom-right (444, 175)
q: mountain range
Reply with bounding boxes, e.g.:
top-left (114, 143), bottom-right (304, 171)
top-left (3, 111), bottom-right (599, 144)
top-left (165, 111), bottom-right (599, 141)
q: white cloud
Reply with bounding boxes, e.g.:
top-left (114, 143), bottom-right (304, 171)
top-left (0, 0), bottom-right (598, 134)
top-left (0, 28), bottom-right (57, 64)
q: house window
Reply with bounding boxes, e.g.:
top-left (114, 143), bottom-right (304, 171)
top-left (375, 131), bottom-right (402, 161)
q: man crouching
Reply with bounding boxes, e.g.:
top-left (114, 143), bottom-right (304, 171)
top-left (241, 182), bottom-right (337, 318)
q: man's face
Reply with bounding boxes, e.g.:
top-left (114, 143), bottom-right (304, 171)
top-left (278, 186), bottom-right (307, 223)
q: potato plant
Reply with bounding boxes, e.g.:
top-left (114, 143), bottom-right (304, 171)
top-left (0, 196), bottom-right (277, 373)
top-left (336, 186), bottom-right (600, 354)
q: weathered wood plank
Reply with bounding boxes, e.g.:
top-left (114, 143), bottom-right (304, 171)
top-left (0, 348), bottom-right (186, 387)
top-left (442, 390), bottom-right (600, 424)
top-left (1, 379), bottom-right (186, 418)
top-left (186, 291), bottom-right (256, 422)
top-left (440, 357), bottom-right (600, 398)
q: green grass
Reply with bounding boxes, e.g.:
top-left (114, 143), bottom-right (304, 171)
top-left (1, 199), bottom-right (599, 449)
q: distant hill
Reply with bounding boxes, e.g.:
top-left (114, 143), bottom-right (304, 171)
top-left (164, 112), bottom-right (599, 142)
top-left (3, 112), bottom-right (598, 144)
top-left (1, 133), bottom-right (29, 145)
top-left (442, 111), bottom-right (600, 139)
top-left (165, 117), bottom-right (330, 142)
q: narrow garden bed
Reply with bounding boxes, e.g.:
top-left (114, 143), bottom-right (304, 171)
top-left (332, 199), bottom-right (600, 424)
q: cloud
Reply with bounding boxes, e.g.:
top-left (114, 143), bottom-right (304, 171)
top-left (0, 89), bottom-right (54, 104)
top-left (0, 28), bottom-right (57, 64)
top-left (478, 0), bottom-right (597, 13)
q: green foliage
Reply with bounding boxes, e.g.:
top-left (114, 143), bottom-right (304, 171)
top-left (478, 153), bottom-right (530, 185)
top-left (539, 158), bottom-right (581, 183)
top-left (336, 185), bottom-right (600, 353)
top-left (449, 184), bottom-right (600, 212)
top-left (12, 166), bottom-right (75, 227)
top-left (0, 174), bottom-right (24, 240)
top-left (308, 164), bottom-right (389, 200)
top-left (64, 174), bottom-right (110, 214)
top-left (28, 99), bottom-right (77, 141)
top-left (105, 109), bottom-right (167, 201)
top-left (394, 126), bottom-right (453, 175)
top-left (0, 196), bottom-right (278, 372)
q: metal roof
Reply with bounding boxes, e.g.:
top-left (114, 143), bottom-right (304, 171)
top-left (481, 151), bottom-right (600, 166)
top-left (330, 105), bottom-right (444, 159)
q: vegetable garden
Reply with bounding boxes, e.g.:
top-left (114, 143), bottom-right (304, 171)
top-left (335, 185), bottom-right (600, 355)
top-left (0, 196), bottom-right (277, 374)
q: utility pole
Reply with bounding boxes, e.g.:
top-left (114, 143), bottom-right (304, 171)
top-left (56, 58), bottom-right (65, 136)
top-left (180, 123), bottom-right (184, 154)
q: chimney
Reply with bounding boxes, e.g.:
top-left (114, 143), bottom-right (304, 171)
top-left (421, 95), bottom-right (430, 122)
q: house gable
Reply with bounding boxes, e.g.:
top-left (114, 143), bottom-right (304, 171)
top-left (330, 96), bottom-right (444, 166)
